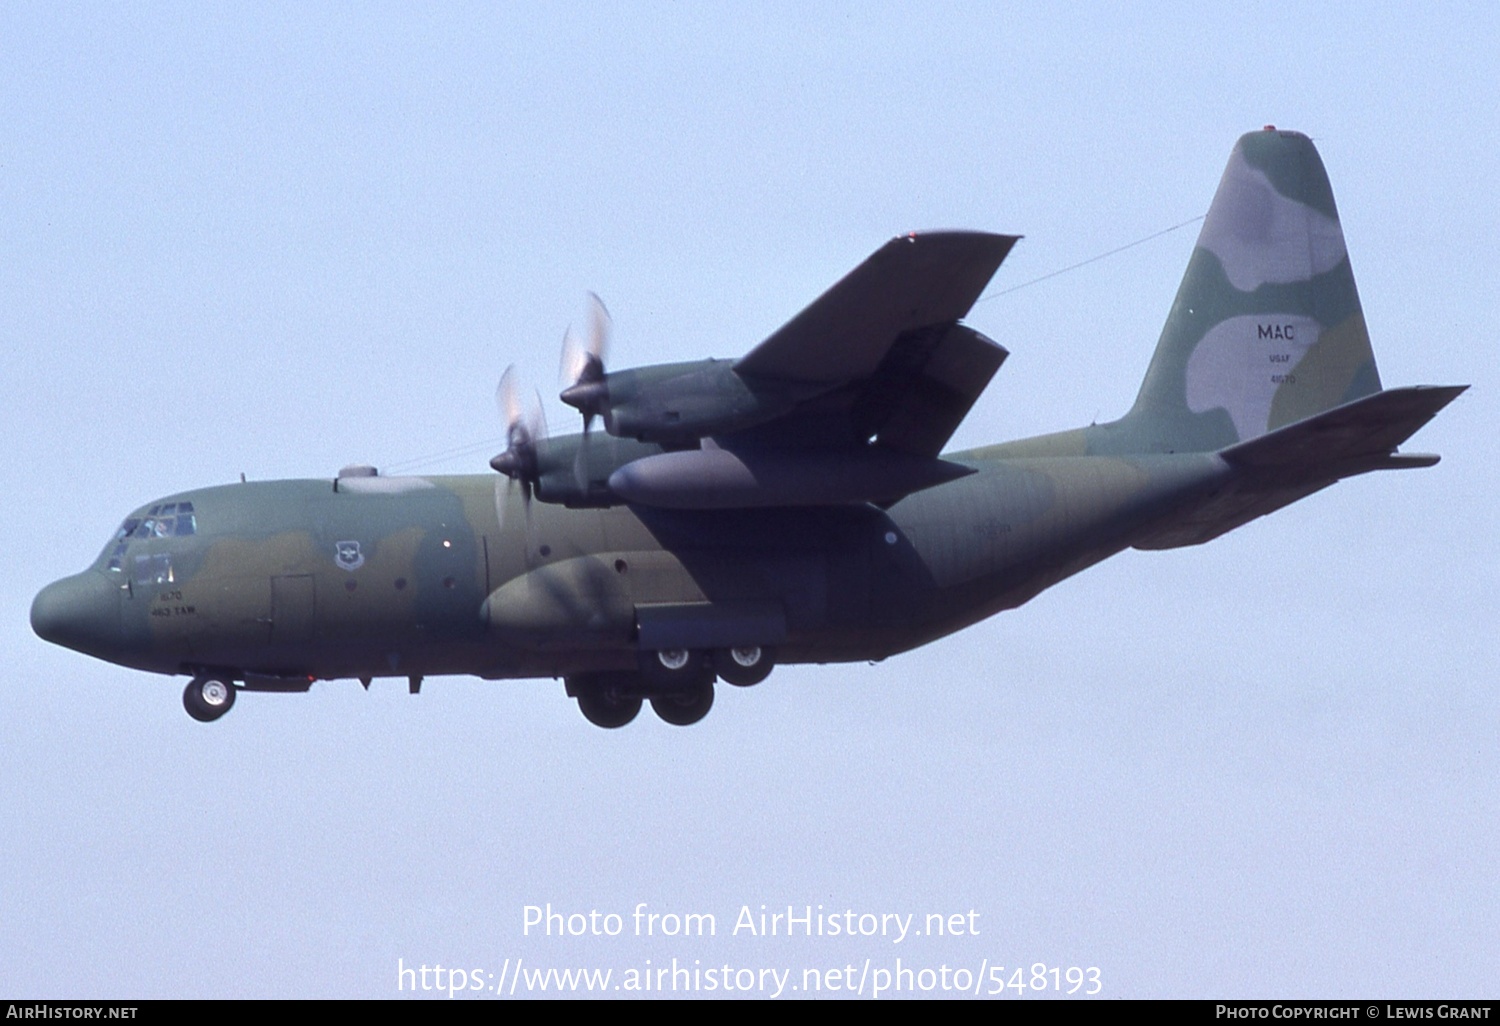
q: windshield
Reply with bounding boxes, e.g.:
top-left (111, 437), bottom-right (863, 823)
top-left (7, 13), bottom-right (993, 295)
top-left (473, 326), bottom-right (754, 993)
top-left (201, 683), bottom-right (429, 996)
top-left (101, 502), bottom-right (197, 573)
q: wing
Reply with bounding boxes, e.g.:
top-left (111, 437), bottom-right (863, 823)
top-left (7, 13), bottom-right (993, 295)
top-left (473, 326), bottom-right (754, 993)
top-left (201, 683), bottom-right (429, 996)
top-left (735, 230), bottom-right (1017, 385)
top-left (733, 231), bottom-right (1017, 458)
top-left (528, 231), bottom-right (1020, 510)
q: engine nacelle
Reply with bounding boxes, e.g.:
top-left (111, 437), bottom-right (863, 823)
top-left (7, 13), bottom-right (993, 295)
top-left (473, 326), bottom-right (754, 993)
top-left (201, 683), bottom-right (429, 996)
top-left (597, 360), bottom-right (811, 445)
top-left (607, 444), bottom-right (974, 509)
top-left (529, 433), bottom-right (663, 508)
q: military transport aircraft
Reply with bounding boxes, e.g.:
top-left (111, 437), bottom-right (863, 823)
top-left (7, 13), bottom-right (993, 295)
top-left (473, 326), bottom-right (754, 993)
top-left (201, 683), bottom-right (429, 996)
top-left (32, 129), bottom-right (1465, 728)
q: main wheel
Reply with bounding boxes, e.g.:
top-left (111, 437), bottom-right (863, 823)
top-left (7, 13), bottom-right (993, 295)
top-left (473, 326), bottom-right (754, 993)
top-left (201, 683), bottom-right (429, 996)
top-left (576, 687), bottom-right (643, 729)
top-left (650, 681), bottom-right (715, 726)
top-left (638, 648), bottom-right (713, 689)
top-left (714, 645), bottom-right (774, 687)
top-left (183, 675), bottom-right (236, 722)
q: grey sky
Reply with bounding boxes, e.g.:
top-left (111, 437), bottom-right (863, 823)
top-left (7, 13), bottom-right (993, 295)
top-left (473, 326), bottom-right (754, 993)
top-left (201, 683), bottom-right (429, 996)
top-left (3, 3), bottom-right (1495, 998)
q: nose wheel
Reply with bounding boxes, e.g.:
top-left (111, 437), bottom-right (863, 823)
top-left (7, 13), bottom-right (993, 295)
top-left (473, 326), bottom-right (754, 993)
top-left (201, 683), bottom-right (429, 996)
top-left (183, 674), bottom-right (237, 722)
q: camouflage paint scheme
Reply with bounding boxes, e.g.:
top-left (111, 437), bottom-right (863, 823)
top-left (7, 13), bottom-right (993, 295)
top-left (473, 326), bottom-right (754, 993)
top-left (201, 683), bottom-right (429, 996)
top-left (31, 130), bottom-right (1465, 727)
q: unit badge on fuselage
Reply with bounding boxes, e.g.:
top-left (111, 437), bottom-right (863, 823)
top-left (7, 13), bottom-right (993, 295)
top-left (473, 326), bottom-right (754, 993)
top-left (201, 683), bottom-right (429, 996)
top-left (334, 540), bottom-right (365, 571)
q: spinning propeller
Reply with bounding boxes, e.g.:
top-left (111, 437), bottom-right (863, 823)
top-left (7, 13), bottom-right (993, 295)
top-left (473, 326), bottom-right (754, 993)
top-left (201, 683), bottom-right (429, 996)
top-left (489, 295), bottom-right (615, 526)
top-left (489, 366), bottom-right (548, 528)
top-left (558, 291), bottom-right (611, 433)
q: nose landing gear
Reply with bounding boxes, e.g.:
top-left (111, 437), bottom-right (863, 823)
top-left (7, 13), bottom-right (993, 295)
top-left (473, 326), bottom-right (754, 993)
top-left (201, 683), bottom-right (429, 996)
top-left (183, 674), bottom-right (237, 722)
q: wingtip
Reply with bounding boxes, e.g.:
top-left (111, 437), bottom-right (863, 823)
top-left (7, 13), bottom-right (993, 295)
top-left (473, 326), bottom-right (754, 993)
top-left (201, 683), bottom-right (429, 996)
top-left (1410, 383), bottom-right (1471, 408)
top-left (892, 229), bottom-right (1022, 245)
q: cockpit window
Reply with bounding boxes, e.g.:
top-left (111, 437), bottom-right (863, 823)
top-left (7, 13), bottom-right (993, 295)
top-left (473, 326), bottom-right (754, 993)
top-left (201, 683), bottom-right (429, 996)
top-left (103, 503), bottom-right (197, 572)
top-left (133, 553), bottom-right (174, 585)
top-left (133, 503), bottom-right (196, 539)
top-left (105, 520), bottom-right (137, 572)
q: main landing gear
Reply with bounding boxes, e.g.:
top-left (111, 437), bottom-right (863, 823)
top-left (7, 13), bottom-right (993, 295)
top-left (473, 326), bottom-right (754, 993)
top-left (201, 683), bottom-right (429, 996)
top-left (650, 683), bottom-right (715, 726)
top-left (183, 673), bottom-right (237, 722)
top-left (572, 673), bottom-right (645, 729)
top-left (566, 646), bottom-right (776, 728)
top-left (714, 645), bottom-right (774, 687)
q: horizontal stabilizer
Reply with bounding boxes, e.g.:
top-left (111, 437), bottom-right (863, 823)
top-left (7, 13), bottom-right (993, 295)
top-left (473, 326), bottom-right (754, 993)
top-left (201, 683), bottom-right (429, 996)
top-left (1220, 384), bottom-right (1467, 473)
top-left (1134, 384), bottom-right (1465, 550)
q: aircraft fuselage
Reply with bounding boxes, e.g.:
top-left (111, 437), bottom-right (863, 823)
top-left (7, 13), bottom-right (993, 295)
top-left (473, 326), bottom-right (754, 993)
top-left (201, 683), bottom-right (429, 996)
top-left (32, 449), bottom-right (1228, 687)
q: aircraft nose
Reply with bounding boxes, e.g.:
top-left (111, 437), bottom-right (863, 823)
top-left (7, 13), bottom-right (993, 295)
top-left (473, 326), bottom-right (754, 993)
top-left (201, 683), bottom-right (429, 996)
top-left (31, 572), bottom-right (121, 657)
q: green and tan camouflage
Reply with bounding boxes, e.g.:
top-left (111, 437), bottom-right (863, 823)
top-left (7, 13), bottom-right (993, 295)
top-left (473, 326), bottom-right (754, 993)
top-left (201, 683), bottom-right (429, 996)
top-left (32, 129), bottom-right (1465, 727)
top-left (986, 129), bottom-right (1382, 460)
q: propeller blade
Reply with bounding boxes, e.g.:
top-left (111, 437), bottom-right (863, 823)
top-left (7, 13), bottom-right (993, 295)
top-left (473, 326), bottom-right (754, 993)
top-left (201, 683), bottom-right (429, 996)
top-left (496, 365), bottom-right (522, 429)
top-left (585, 291), bottom-right (611, 375)
top-left (574, 437), bottom-right (589, 493)
top-left (559, 294), bottom-right (611, 386)
top-left (494, 472), bottom-right (532, 550)
top-left (490, 366), bottom-right (543, 485)
top-left (560, 293), bottom-right (611, 430)
top-left (531, 388), bottom-right (549, 444)
top-left (559, 326), bottom-right (584, 391)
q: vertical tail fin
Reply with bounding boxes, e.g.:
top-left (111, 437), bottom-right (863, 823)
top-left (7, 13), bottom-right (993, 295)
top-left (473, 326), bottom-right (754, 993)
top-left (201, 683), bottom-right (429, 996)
top-left (1123, 128), bottom-right (1383, 453)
